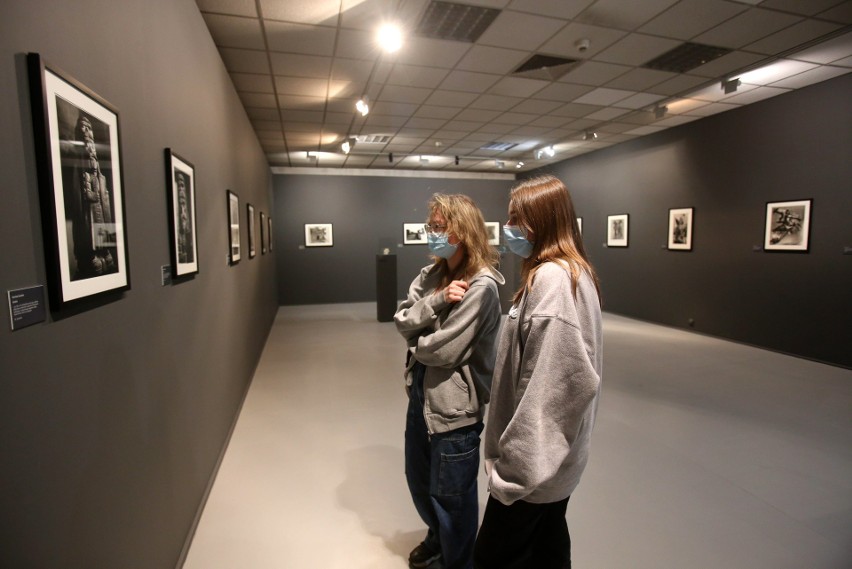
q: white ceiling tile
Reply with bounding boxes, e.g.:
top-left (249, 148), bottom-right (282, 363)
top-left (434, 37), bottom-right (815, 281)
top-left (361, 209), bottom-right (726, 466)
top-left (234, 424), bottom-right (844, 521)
top-left (584, 107), bottom-right (630, 120)
top-left (488, 76), bottom-right (550, 97)
top-left (683, 102), bottom-right (740, 116)
top-left (239, 92), bottom-right (278, 108)
top-left (404, 117), bottom-right (449, 130)
top-left (476, 122), bottom-right (517, 134)
top-left (551, 102), bottom-right (602, 117)
top-left (339, 0), bottom-right (399, 30)
top-left (624, 125), bottom-right (667, 135)
top-left (377, 85), bottom-right (432, 104)
top-left (330, 58), bottom-right (374, 83)
top-left (414, 106), bottom-right (461, 119)
top-left (574, 87), bottom-right (636, 105)
top-left (605, 68), bottom-right (677, 91)
top-left (506, 0), bottom-right (595, 19)
top-left (760, 0), bottom-right (844, 16)
top-left (455, 108), bottom-right (503, 122)
top-left (260, 0), bottom-right (339, 24)
top-left (274, 77), bottom-right (329, 97)
top-left (789, 31), bottom-right (852, 64)
top-left (439, 71), bottom-right (502, 93)
top-left (827, 55), bottom-right (852, 67)
top-left (231, 73), bottom-right (275, 93)
top-left (203, 14), bottom-right (265, 49)
top-left (220, 47), bottom-right (270, 73)
top-left (736, 59), bottom-right (820, 85)
top-left (533, 82), bottom-right (595, 102)
top-left (394, 37), bottom-right (471, 68)
top-left (494, 112), bottom-right (539, 125)
top-left (768, 65), bottom-right (851, 88)
top-left (639, 0), bottom-right (748, 40)
top-left (335, 28), bottom-right (381, 60)
top-left (689, 51), bottom-right (766, 79)
top-left (477, 10), bottom-right (568, 51)
top-left (266, 21), bottom-right (337, 56)
top-left (470, 94), bottom-right (524, 111)
top-left (387, 65), bottom-right (450, 89)
top-left (817, 1), bottom-right (852, 24)
top-left (270, 53), bottom-right (332, 78)
top-left (278, 94), bottom-right (326, 110)
top-left (512, 98), bottom-right (564, 114)
top-left (371, 101), bottom-right (421, 115)
top-left (612, 92), bottom-right (666, 109)
top-left (424, 90), bottom-right (480, 107)
top-left (456, 45), bottom-right (529, 74)
top-left (539, 23), bottom-right (628, 59)
top-left (575, 0), bottom-right (679, 30)
top-left (665, 98), bottom-right (712, 114)
top-left (558, 61), bottom-right (632, 86)
top-left (647, 74), bottom-right (711, 96)
top-left (694, 8), bottom-right (803, 49)
top-left (197, 0), bottom-right (258, 17)
top-left (746, 20), bottom-right (843, 55)
top-left (595, 33), bottom-right (682, 66)
top-left (245, 107), bottom-right (280, 120)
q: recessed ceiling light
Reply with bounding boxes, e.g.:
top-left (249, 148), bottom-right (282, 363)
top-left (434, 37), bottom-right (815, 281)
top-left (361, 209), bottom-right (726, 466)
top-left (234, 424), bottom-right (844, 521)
top-left (377, 23), bottom-right (403, 53)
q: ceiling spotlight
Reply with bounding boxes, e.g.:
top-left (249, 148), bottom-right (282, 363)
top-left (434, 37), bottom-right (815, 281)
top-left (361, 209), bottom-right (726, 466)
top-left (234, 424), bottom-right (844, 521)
top-left (516, 161), bottom-right (524, 169)
top-left (722, 78), bottom-right (741, 94)
top-left (535, 146), bottom-right (555, 160)
top-left (377, 23), bottom-right (403, 53)
top-left (306, 151), bottom-right (317, 162)
top-left (355, 96), bottom-right (370, 116)
top-left (654, 105), bottom-right (668, 119)
top-left (583, 131), bottom-right (597, 141)
top-left (341, 137), bottom-right (355, 154)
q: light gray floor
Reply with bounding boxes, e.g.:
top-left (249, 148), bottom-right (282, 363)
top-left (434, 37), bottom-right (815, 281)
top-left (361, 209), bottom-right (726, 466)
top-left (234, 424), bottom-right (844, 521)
top-left (183, 303), bottom-right (852, 569)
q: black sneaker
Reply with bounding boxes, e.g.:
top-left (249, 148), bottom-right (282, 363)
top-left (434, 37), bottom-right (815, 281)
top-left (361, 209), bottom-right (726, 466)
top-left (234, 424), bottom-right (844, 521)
top-left (409, 541), bottom-right (441, 568)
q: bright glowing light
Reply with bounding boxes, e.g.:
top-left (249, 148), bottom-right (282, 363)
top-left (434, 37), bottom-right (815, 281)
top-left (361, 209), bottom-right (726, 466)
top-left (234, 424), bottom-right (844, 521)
top-left (341, 140), bottom-right (351, 154)
top-left (377, 23), bottom-right (403, 53)
top-left (355, 97), bottom-right (369, 116)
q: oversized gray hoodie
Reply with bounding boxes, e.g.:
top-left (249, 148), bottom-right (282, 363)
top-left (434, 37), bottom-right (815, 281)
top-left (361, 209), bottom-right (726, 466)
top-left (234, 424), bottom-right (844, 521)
top-left (395, 264), bottom-right (505, 434)
top-left (484, 261), bottom-right (602, 505)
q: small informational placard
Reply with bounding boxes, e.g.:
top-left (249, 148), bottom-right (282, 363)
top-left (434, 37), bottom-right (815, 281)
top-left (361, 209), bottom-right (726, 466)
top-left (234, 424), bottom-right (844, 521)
top-left (161, 265), bottom-right (172, 286)
top-left (8, 285), bottom-right (46, 331)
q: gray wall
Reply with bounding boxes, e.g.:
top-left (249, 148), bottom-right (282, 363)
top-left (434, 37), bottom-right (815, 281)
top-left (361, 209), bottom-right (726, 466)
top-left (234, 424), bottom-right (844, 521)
top-left (273, 174), bottom-right (519, 310)
top-left (535, 73), bottom-right (852, 368)
top-left (0, 1), bottom-right (277, 568)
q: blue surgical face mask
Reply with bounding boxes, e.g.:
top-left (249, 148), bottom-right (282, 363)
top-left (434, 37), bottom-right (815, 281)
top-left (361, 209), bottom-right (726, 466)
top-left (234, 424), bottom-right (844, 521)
top-left (428, 232), bottom-right (458, 259)
top-left (503, 225), bottom-right (534, 258)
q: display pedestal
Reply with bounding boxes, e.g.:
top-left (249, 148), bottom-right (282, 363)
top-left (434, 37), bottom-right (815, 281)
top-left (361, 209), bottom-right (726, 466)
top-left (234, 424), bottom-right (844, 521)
top-left (376, 254), bottom-right (397, 322)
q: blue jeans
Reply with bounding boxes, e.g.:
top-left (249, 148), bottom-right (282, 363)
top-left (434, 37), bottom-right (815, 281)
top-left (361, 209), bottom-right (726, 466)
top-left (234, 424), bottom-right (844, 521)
top-left (405, 362), bottom-right (483, 569)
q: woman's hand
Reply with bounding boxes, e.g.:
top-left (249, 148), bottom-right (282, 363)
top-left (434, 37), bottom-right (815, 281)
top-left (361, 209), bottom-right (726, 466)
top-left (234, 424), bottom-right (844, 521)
top-left (443, 280), bottom-right (469, 303)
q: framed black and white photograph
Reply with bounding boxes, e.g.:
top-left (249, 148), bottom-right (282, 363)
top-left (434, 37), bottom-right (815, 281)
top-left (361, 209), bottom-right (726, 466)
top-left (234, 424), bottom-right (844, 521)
top-left (247, 204), bottom-right (256, 259)
top-left (227, 190), bottom-right (240, 264)
top-left (165, 149), bottom-right (199, 276)
top-left (764, 199), bottom-right (811, 252)
top-left (485, 222), bottom-right (500, 245)
top-left (27, 53), bottom-right (130, 309)
top-left (305, 223), bottom-right (333, 247)
top-left (667, 208), bottom-right (693, 251)
top-left (267, 216), bottom-right (273, 252)
top-left (260, 212), bottom-right (267, 254)
top-left (576, 217), bottom-right (583, 235)
top-left (404, 223), bottom-right (427, 245)
top-left (607, 214), bottom-right (629, 247)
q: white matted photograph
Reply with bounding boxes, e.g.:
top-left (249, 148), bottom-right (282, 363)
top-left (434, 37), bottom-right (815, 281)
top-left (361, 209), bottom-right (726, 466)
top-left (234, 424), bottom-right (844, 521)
top-left (668, 208), bottom-right (693, 251)
top-left (305, 223), bottom-right (333, 247)
top-left (607, 214), bottom-right (629, 247)
top-left (403, 223), bottom-right (427, 245)
top-left (764, 199), bottom-right (811, 252)
top-left (485, 222), bottom-right (500, 245)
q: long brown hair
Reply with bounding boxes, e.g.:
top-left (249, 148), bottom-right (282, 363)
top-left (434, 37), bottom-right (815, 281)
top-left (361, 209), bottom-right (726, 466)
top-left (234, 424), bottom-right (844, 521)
top-left (428, 193), bottom-right (498, 288)
top-left (509, 175), bottom-right (601, 305)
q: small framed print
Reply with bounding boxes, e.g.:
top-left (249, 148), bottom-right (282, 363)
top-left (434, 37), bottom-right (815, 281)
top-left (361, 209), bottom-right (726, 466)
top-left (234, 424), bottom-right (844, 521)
top-left (166, 149), bottom-right (199, 276)
top-left (485, 222), bottom-right (500, 245)
top-left (260, 212), bottom-right (267, 254)
top-left (267, 217), bottom-right (273, 252)
top-left (227, 190), bottom-right (240, 264)
top-left (28, 53), bottom-right (130, 309)
top-left (607, 214), bottom-right (628, 247)
top-left (403, 223), bottom-right (427, 245)
top-left (305, 223), bottom-right (333, 247)
top-left (247, 203), bottom-right (256, 258)
top-left (764, 199), bottom-right (811, 252)
top-left (668, 208), bottom-right (693, 251)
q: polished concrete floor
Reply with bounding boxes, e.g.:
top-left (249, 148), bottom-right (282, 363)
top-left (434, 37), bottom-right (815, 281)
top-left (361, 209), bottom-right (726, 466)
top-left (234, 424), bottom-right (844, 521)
top-left (183, 303), bottom-right (852, 569)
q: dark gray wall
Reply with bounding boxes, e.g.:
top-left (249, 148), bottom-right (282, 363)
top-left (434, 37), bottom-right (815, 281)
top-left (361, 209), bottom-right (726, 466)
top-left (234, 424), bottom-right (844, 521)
top-left (272, 174), bottom-right (519, 309)
top-left (535, 73), bottom-right (852, 368)
top-left (0, 1), bottom-right (277, 568)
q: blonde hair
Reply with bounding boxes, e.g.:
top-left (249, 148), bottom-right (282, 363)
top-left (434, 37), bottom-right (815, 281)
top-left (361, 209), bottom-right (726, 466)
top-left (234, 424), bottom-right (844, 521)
top-left (509, 175), bottom-right (601, 305)
top-left (427, 193), bottom-right (498, 288)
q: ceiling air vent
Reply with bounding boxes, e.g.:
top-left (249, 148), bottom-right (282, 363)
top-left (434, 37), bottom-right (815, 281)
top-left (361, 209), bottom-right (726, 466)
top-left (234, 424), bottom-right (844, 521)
top-left (416, 1), bottom-right (501, 43)
top-left (481, 142), bottom-right (517, 151)
top-left (512, 54), bottom-right (580, 81)
top-left (356, 134), bottom-right (392, 144)
top-left (642, 42), bottom-right (732, 73)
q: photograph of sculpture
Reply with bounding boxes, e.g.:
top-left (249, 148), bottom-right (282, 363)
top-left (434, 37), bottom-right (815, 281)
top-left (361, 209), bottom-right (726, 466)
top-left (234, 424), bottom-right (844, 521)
top-left (260, 212), bottom-right (267, 254)
top-left (403, 223), bottom-right (427, 245)
top-left (668, 208), bottom-right (693, 251)
top-left (607, 214), bottom-right (629, 247)
top-left (227, 190), bottom-right (240, 264)
top-left (485, 222), bottom-right (500, 245)
top-left (247, 204), bottom-right (256, 259)
top-left (166, 149), bottom-right (199, 276)
top-left (764, 199), bottom-right (811, 252)
top-left (27, 53), bottom-right (130, 309)
top-left (305, 223), bottom-right (333, 247)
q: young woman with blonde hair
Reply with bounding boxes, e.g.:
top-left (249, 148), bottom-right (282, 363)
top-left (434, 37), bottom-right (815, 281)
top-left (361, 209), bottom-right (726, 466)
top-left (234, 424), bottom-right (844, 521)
top-left (474, 175), bottom-right (603, 569)
top-left (395, 193), bottom-right (505, 569)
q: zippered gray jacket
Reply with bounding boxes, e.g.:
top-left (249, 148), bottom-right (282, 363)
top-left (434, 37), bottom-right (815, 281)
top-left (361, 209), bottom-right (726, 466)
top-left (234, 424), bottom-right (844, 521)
top-left (484, 261), bottom-right (602, 505)
top-left (395, 264), bottom-right (505, 434)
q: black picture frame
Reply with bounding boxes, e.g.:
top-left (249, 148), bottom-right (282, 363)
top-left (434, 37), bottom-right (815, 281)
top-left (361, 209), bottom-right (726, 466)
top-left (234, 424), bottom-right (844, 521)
top-left (247, 203), bottom-right (256, 259)
top-left (27, 52), bottom-right (130, 310)
top-left (227, 190), bottom-right (240, 264)
top-left (267, 216), bottom-right (273, 252)
top-left (403, 223), bottom-right (426, 245)
top-left (667, 207), bottom-right (693, 251)
top-left (165, 149), bottom-right (199, 276)
top-left (305, 223), bottom-right (333, 247)
top-left (607, 214), bottom-right (629, 247)
top-left (260, 212), bottom-right (267, 255)
top-left (764, 199), bottom-right (812, 252)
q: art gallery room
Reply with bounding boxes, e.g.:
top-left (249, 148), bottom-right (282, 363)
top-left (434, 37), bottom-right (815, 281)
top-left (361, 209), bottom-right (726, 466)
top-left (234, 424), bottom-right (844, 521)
top-left (2, 0), bottom-right (852, 567)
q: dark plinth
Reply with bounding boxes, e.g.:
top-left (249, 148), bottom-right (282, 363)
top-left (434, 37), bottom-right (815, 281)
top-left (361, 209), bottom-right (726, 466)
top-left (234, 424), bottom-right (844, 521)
top-left (376, 254), bottom-right (397, 322)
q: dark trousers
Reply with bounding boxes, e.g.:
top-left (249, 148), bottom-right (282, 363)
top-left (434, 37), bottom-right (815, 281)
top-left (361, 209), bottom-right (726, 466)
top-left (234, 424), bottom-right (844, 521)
top-left (473, 495), bottom-right (571, 569)
top-left (405, 362), bottom-right (483, 569)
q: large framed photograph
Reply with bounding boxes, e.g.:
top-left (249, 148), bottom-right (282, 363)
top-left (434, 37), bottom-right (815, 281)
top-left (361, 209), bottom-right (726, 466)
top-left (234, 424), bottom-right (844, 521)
top-left (227, 190), bottom-right (240, 264)
top-left (485, 222), bottom-right (500, 245)
top-left (764, 199), bottom-right (811, 252)
top-left (667, 207), bottom-right (693, 251)
top-left (27, 53), bottom-right (130, 309)
top-left (403, 223), bottom-right (426, 245)
top-left (305, 223), bottom-right (333, 247)
top-left (247, 203), bottom-right (256, 258)
top-left (165, 149), bottom-right (199, 276)
top-left (260, 212), bottom-right (267, 254)
top-left (607, 214), bottom-right (629, 247)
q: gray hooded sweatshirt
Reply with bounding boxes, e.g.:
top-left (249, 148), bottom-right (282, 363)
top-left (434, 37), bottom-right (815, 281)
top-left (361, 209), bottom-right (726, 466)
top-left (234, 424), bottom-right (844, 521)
top-left (395, 264), bottom-right (505, 434)
top-left (484, 261), bottom-right (602, 505)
